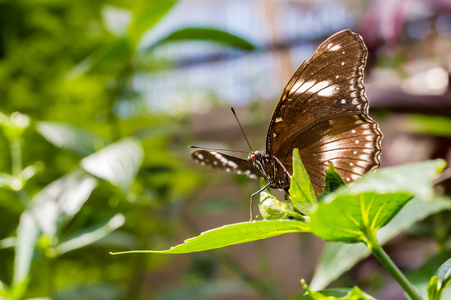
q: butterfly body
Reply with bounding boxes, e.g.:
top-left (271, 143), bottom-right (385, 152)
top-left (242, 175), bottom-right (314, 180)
top-left (191, 29), bottom-right (382, 201)
top-left (247, 151), bottom-right (291, 192)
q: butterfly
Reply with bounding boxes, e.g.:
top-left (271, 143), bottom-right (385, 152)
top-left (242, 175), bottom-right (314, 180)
top-left (191, 29), bottom-right (382, 218)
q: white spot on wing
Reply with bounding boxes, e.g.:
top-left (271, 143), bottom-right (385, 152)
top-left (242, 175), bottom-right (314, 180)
top-left (318, 85), bottom-right (337, 97)
top-left (309, 81), bottom-right (329, 93)
top-left (341, 62), bottom-right (345, 66)
top-left (340, 99), bottom-right (346, 104)
top-left (330, 44), bottom-right (341, 51)
top-left (295, 81), bottom-right (316, 94)
top-left (228, 161), bottom-right (238, 168)
top-left (352, 99), bottom-right (359, 105)
top-left (275, 117), bottom-right (283, 123)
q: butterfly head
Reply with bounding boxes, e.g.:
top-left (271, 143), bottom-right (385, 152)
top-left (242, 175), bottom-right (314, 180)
top-left (247, 151), bottom-right (264, 163)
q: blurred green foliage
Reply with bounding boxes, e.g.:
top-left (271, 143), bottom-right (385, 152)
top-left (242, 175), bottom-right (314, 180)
top-left (0, 0), bottom-right (259, 299)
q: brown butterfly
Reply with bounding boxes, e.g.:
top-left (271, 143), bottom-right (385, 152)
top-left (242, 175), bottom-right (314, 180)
top-left (191, 29), bottom-right (382, 218)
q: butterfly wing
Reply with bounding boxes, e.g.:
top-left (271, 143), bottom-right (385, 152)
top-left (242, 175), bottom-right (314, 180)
top-left (191, 149), bottom-right (261, 180)
top-left (266, 30), bottom-right (382, 192)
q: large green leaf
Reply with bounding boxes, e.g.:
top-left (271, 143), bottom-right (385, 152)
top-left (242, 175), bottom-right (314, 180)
top-left (81, 137), bottom-right (143, 192)
top-left (310, 191), bottom-right (413, 243)
top-left (147, 27), bottom-right (256, 51)
top-left (111, 220), bottom-right (310, 255)
top-left (289, 149), bottom-right (317, 215)
top-left (310, 160), bottom-right (446, 243)
top-left (310, 196), bottom-right (451, 290)
top-left (37, 121), bottom-right (108, 157)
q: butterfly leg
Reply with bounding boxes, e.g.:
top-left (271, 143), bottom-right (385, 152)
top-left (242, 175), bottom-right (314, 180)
top-left (249, 181), bottom-right (272, 221)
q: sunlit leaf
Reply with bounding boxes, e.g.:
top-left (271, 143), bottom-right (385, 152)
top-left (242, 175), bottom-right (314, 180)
top-left (148, 27), bottom-right (256, 51)
top-left (81, 137), bottom-right (143, 192)
top-left (111, 220), bottom-right (310, 255)
top-left (54, 214), bottom-right (125, 256)
top-left (289, 148), bottom-right (317, 215)
top-left (12, 212), bottom-right (37, 295)
top-left (31, 170), bottom-right (98, 236)
top-left (127, 0), bottom-right (177, 45)
top-left (310, 196), bottom-right (451, 290)
top-left (37, 121), bottom-right (108, 157)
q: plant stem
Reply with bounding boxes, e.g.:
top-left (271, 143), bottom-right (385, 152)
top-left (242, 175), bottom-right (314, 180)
top-left (366, 232), bottom-right (422, 300)
top-left (11, 138), bottom-right (22, 177)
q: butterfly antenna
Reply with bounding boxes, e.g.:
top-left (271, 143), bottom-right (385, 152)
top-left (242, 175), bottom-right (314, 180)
top-left (189, 145), bottom-right (248, 154)
top-left (231, 107), bottom-right (253, 152)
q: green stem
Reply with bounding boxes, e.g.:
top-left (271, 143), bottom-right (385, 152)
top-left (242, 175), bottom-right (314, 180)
top-left (366, 232), bottom-right (422, 300)
top-left (11, 138), bottom-right (22, 177)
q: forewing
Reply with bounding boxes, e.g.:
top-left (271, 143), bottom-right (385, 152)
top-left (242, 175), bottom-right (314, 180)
top-left (191, 149), bottom-right (261, 180)
top-left (266, 29), bottom-right (382, 189)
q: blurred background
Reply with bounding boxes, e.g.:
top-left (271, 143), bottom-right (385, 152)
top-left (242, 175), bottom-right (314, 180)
top-left (1, 0), bottom-right (451, 299)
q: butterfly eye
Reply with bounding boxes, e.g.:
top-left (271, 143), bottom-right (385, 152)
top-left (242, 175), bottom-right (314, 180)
top-left (248, 154), bottom-right (256, 162)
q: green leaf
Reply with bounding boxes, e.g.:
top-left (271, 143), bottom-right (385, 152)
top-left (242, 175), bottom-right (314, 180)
top-left (317, 162), bottom-right (346, 202)
top-left (258, 179), bottom-right (304, 221)
top-left (148, 27), bottom-right (257, 51)
top-left (127, 1), bottom-right (177, 45)
top-left (81, 137), bottom-right (143, 192)
top-left (310, 159), bottom-right (446, 243)
top-left (289, 148), bottom-right (317, 214)
top-left (310, 196), bottom-right (451, 290)
top-left (54, 214), bottom-right (125, 256)
top-left (111, 220), bottom-right (310, 255)
top-left (427, 257), bottom-right (451, 300)
top-left (36, 121), bottom-right (108, 157)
